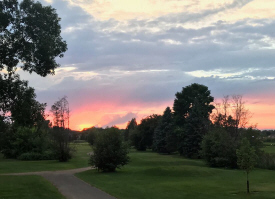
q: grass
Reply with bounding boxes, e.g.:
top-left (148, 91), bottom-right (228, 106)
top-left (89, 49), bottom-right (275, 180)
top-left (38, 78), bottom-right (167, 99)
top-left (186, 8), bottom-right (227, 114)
top-left (0, 175), bottom-right (65, 199)
top-left (76, 150), bottom-right (275, 199)
top-left (263, 142), bottom-right (275, 154)
top-left (0, 142), bottom-right (92, 174)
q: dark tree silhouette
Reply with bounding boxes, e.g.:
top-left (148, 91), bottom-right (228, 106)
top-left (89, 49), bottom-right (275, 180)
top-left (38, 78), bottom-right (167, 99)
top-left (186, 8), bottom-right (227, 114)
top-left (0, 0), bottom-right (67, 76)
top-left (173, 83), bottom-right (214, 158)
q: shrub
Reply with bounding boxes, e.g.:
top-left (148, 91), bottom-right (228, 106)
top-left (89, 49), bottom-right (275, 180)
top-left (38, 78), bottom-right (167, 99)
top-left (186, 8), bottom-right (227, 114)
top-left (90, 127), bottom-right (130, 172)
top-left (201, 128), bottom-right (238, 168)
top-left (50, 127), bottom-right (74, 162)
top-left (18, 151), bottom-right (55, 160)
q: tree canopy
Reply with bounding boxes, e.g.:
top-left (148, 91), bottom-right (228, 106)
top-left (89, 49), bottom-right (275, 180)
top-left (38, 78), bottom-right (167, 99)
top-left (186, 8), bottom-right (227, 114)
top-left (0, 0), bottom-right (67, 76)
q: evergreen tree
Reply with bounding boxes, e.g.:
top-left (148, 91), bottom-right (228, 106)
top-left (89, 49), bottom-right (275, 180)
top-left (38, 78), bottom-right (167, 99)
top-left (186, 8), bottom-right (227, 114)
top-left (124, 118), bottom-right (137, 141)
top-left (173, 83), bottom-right (214, 157)
top-left (153, 107), bottom-right (175, 153)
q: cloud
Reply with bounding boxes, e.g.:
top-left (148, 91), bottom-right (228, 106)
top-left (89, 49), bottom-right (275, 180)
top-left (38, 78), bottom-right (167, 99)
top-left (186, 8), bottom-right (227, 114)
top-left (18, 0), bottom-right (275, 130)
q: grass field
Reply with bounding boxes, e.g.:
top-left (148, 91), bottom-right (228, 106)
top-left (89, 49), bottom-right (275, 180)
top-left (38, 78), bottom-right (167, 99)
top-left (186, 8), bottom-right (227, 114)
top-left (0, 175), bottom-right (65, 199)
top-left (263, 142), bottom-right (275, 154)
top-left (76, 150), bottom-right (275, 199)
top-left (0, 142), bottom-right (92, 174)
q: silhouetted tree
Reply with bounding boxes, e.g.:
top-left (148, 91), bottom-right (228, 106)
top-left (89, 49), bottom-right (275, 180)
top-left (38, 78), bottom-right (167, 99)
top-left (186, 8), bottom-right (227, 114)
top-left (51, 96), bottom-right (70, 128)
top-left (0, 0), bottom-right (67, 76)
top-left (130, 114), bottom-right (161, 151)
top-left (153, 107), bottom-right (175, 153)
top-left (173, 83), bottom-right (214, 157)
top-left (0, 73), bottom-right (46, 128)
top-left (124, 118), bottom-right (137, 141)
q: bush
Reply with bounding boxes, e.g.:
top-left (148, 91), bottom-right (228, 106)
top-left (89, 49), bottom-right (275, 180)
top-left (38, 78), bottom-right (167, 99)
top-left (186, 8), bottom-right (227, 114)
top-left (90, 127), bottom-right (130, 172)
top-left (201, 128), bottom-right (238, 168)
top-left (17, 151), bottom-right (55, 160)
top-left (50, 127), bottom-right (74, 162)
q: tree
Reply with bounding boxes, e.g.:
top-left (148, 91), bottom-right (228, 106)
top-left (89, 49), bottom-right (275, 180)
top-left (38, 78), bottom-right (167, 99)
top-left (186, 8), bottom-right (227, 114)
top-left (212, 95), bottom-right (253, 138)
top-left (50, 96), bottom-right (70, 128)
top-left (173, 83), bottom-right (214, 157)
top-left (0, 73), bottom-right (46, 128)
top-left (130, 114), bottom-right (161, 151)
top-left (0, 0), bottom-right (67, 76)
top-left (50, 126), bottom-right (74, 162)
top-left (236, 138), bottom-right (258, 193)
top-left (124, 118), bottom-right (137, 141)
top-left (90, 127), bottom-right (130, 172)
top-left (173, 83), bottom-right (214, 127)
top-left (153, 107), bottom-right (175, 153)
top-left (201, 128), bottom-right (238, 168)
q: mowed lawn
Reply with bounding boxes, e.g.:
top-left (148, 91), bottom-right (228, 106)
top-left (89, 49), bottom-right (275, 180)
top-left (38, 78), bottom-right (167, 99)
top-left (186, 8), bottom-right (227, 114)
top-left (263, 142), bottom-right (275, 154)
top-left (0, 142), bottom-right (92, 174)
top-left (0, 175), bottom-right (65, 199)
top-left (76, 150), bottom-right (275, 199)
top-left (0, 142), bottom-right (91, 199)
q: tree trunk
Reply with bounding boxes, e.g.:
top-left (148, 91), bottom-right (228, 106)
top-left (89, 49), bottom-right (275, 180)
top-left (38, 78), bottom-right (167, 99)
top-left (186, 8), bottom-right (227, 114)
top-left (247, 172), bottom-right (249, 193)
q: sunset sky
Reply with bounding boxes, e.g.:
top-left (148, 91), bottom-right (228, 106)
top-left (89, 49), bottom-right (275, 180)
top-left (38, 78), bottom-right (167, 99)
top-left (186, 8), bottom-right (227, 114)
top-left (19, 0), bottom-right (275, 130)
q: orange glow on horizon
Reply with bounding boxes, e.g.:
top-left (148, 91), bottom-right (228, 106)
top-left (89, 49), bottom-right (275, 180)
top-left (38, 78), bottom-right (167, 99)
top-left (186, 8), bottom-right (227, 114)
top-left (52, 98), bottom-right (275, 131)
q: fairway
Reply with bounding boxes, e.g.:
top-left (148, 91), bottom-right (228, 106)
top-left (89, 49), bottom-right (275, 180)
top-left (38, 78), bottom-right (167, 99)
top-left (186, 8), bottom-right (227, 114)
top-left (0, 175), bottom-right (65, 199)
top-left (0, 142), bottom-right (91, 174)
top-left (76, 150), bottom-right (275, 199)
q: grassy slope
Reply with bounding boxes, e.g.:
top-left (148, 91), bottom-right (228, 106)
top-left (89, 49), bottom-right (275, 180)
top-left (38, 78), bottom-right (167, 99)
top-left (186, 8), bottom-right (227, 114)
top-left (0, 175), bottom-right (65, 199)
top-left (76, 150), bottom-right (275, 199)
top-left (0, 142), bottom-right (92, 174)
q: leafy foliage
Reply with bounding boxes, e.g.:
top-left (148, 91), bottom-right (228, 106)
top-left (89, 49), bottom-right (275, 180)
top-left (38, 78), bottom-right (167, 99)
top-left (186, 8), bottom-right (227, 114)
top-left (173, 83), bottom-right (214, 158)
top-left (236, 138), bottom-right (258, 193)
top-left (124, 118), bottom-right (137, 142)
top-left (0, 0), bottom-right (67, 76)
top-left (153, 107), bottom-right (176, 153)
top-left (0, 73), bottom-right (46, 128)
top-left (130, 114), bottom-right (161, 151)
top-left (201, 128), bottom-right (238, 168)
top-left (50, 126), bottom-right (74, 162)
top-left (90, 127), bottom-right (130, 172)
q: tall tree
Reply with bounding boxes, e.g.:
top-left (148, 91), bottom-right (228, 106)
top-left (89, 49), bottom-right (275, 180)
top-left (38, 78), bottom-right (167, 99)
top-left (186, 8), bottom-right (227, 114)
top-left (173, 83), bottom-right (214, 157)
top-left (51, 96), bottom-right (70, 128)
top-left (153, 107), bottom-right (175, 153)
top-left (130, 114), bottom-right (161, 151)
top-left (0, 0), bottom-right (67, 76)
top-left (124, 118), bottom-right (137, 141)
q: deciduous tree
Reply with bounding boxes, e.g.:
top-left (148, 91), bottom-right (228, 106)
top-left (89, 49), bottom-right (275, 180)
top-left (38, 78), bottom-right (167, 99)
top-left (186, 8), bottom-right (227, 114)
top-left (0, 0), bottom-right (67, 76)
top-left (236, 138), bottom-right (258, 193)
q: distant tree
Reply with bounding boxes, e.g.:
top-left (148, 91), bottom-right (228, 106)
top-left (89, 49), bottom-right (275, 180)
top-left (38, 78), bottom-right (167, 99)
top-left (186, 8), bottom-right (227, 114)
top-left (85, 127), bottom-right (103, 145)
top-left (124, 118), bottom-right (137, 141)
top-left (212, 95), bottom-right (253, 138)
top-left (0, 0), bottom-right (67, 76)
top-left (173, 83), bottom-right (214, 157)
top-left (51, 96), bottom-right (70, 128)
top-left (153, 107), bottom-right (175, 153)
top-left (130, 114), bottom-right (161, 151)
top-left (90, 127), bottom-right (130, 172)
top-left (236, 138), bottom-right (258, 193)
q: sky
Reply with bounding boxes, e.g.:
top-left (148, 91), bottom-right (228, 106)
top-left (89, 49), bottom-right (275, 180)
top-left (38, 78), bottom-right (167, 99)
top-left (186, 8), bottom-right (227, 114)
top-left (19, 0), bottom-right (275, 130)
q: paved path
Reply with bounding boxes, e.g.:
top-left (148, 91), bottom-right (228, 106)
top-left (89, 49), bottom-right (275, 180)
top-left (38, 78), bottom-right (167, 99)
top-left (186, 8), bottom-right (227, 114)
top-left (2, 167), bottom-right (116, 199)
